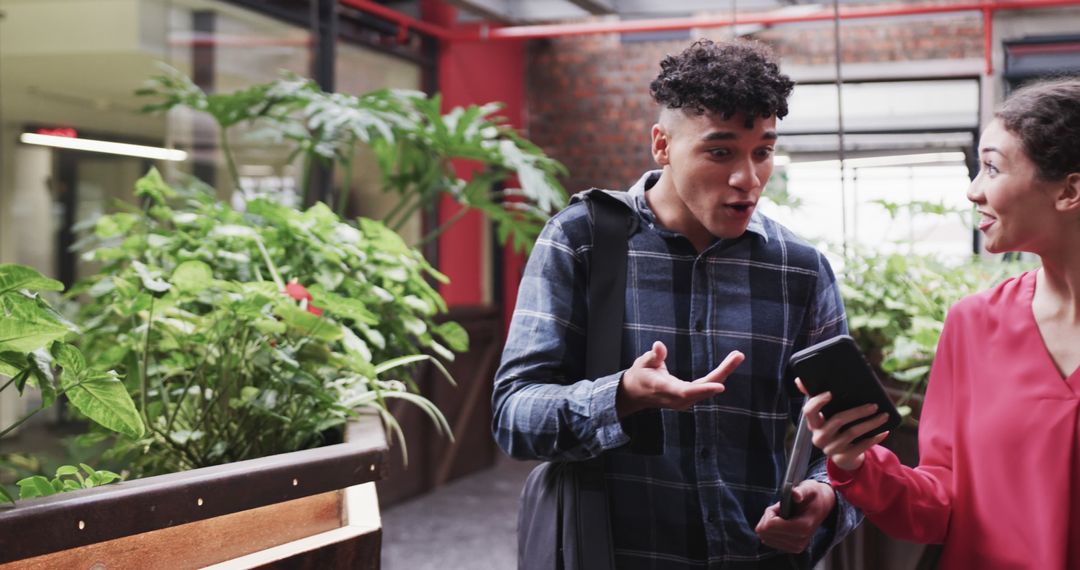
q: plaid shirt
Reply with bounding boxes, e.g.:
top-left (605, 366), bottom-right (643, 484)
top-left (494, 171), bottom-right (861, 569)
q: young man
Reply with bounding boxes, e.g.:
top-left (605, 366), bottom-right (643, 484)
top-left (493, 39), bottom-right (860, 569)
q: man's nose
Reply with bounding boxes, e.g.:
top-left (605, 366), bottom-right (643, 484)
top-left (728, 159), bottom-right (760, 191)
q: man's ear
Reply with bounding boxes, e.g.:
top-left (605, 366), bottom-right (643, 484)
top-left (651, 124), bottom-right (670, 166)
top-left (1056, 172), bottom-right (1080, 214)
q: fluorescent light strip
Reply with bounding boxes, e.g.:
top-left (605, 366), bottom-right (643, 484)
top-left (789, 152), bottom-right (966, 169)
top-left (19, 133), bottom-right (188, 162)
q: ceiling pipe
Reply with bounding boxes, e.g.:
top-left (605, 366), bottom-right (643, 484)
top-left (339, 0), bottom-right (454, 41)
top-left (339, 0), bottom-right (1080, 76)
top-left (465, 0), bottom-right (1080, 41)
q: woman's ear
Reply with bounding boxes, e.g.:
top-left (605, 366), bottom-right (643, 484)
top-left (1057, 172), bottom-right (1080, 214)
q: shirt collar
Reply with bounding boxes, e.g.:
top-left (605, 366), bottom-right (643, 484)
top-left (626, 170), bottom-right (769, 244)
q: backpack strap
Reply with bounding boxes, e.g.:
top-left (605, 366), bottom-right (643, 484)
top-left (579, 190), bottom-right (637, 378)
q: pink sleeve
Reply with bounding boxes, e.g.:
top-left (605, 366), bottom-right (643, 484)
top-left (827, 309), bottom-right (961, 544)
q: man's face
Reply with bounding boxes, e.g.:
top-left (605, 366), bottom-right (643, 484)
top-left (652, 110), bottom-right (777, 239)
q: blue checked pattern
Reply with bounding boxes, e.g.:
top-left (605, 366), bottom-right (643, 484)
top-left (494, 171), bottom-right (862, 569)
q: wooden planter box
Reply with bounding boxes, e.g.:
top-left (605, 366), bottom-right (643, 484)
top-left (0, 415), bottom-right (388, 569)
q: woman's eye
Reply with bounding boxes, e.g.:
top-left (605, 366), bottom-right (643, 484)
top-left (982, 161), bottom-right (998, 175)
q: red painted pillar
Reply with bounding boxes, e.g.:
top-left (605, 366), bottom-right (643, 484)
top-left (422, 1), bottom-right (527, 331)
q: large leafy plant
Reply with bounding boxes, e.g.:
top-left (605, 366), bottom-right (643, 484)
top-left (138, 68), bottom-right (568, 253)
top-left (0, 264), bottom-right (143, 503)
top-left (67, 169), bottom-right (456, 478)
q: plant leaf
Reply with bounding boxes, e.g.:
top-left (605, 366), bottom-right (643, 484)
top-left (171, 260), bottom-right (214, 293)
top-left (54, 344), bottom-right (144, 439)
top-left (433, 321), bottom-right (469, 352)
top-left (133, 167), bottom-right (177, 205)
top-left (17, 476), bottom-right (56, 499)
top-left (131, 261), bottom-right (171, 293)
top-left (0, 264), bottom-right (64, 296)
top-left (55, 465), bottom-right (79, 477)
top-left (0, 294), bottom-right (72, 353)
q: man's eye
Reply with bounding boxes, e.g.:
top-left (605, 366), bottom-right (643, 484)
top-left (708, 148), bottom-right (731, 158)
top-left (755, 148), bottom-right (775, 159)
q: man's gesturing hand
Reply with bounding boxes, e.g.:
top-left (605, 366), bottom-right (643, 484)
top-left (616, 341), bottom-right (744, 418)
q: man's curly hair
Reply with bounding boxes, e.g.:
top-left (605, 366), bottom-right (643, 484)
top-left (650, 39), bottom-right (794, 126)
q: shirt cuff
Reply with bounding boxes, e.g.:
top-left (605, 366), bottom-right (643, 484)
top-left (590, 370), bottom-right (630, 451)
top-left (808, 458), bottom-right (864, 559)
top-left (826, 457), bottom-right (863, 486)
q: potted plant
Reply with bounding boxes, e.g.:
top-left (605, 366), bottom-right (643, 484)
top-left (0, 69), bottom-right (566, 567)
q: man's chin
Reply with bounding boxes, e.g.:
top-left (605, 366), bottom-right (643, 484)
top-left (710, 223), bottom-right (750, 240)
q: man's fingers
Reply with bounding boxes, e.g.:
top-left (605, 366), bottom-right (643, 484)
top-left (635, 341), bottom-right (668, 369)
top-left (652, 341), bottom-right (667, 364)
top-left (693, 350), bottom-right (744, 384)
top-left (669, 382), bottom-right (726, 408)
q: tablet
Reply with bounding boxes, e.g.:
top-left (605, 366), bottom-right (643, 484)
top-left (778, 414), bottom-right (812, 519)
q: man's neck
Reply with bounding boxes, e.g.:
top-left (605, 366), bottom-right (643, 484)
top-left (644, 170), bottom-right (714, 252)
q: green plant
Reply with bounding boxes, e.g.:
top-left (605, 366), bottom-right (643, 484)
top-left (0, 264), bottom-right (143, 503)
top-left (138, 67), bottom-right (568, 254)
top-left (68, 169), bottom-right (456, 478)
top-left (841, 251), bottom-right (1033, 419)
top-left (16, 464), bottom-right (121, 500)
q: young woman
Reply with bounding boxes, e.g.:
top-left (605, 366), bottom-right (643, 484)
top-left (799, 78), bottom-right (1080, 569)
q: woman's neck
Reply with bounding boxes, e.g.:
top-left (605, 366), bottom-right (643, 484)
top-left (1035, 240), bottom-right (1080, 325)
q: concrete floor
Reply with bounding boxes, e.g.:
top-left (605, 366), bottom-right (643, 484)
top-left (380, 456), bottom-right (537, 570)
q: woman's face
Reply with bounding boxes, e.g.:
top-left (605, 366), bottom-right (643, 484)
top-left (967, 119), bottom-right (1061, 254)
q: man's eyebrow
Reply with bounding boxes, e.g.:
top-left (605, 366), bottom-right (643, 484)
top-left (702, 131), bottom-right (737, 141)
top-left (700, 130), bottom-right (779, 141)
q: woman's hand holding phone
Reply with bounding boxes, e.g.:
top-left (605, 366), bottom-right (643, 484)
top-left (796, 378), bottom-right (891, 472)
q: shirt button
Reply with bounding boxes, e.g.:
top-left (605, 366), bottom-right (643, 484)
top-left (694, 320), bottom-right (704, 332)
top-left (700, 447), bottom-right (710, 458)
top-left (707, 513), bottom-right (716, 523)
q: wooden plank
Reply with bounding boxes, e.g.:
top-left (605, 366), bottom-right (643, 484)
top-left (1, 491), bottom-right (344, 570)
top-left (433, 336), bottom-right (501, 486)
top-left (376, 306), bottom-right (502, 506)
top-left (251, 528), bottom-right (381, 570)
top-left (209, 482), bottom-right (382, 569)
top-left (0, 414), bottom-right (387, 564)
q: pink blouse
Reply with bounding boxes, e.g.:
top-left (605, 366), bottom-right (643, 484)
top-left (828, 271), bottom-right (1080, 569)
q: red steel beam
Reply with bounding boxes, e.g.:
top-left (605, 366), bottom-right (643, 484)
top-left (340, 0), bottom-right (1080, 43)
top-left (338, 0), bottom-right (454, 41)
top-left (469, 0), bottom-right (1080, 41)
top-left (339, 0), bottom-right (1080, 76)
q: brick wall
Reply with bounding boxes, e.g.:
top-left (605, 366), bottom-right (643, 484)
top-left (524, 11), bottom-right (983, 194)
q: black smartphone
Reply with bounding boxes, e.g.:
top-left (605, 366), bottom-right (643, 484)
top-left (789, 334), bottom-right (901, 442)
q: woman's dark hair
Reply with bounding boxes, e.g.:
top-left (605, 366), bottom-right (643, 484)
top-left (996, 77), bottom-right (1080, 181)
top-left (649, 39), bottom-right (795, 126)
